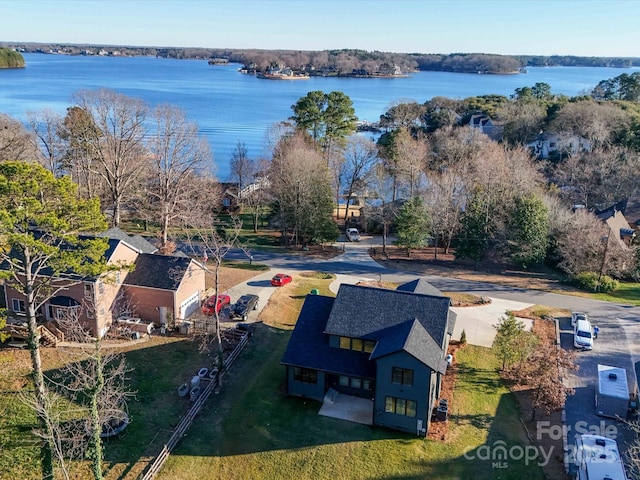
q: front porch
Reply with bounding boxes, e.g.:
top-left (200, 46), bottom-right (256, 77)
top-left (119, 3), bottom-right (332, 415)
top-left (318, 388), bottom-right (373, 425)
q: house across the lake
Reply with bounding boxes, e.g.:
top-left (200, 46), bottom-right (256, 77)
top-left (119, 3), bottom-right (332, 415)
top-left (281, 279), bottom-right (456, 436)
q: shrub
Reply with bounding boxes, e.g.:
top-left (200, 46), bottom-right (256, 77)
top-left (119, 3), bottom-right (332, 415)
top-left (460, 329), bottom-right (467, 344)
top-left (574, 271), bottom-right (619, 293)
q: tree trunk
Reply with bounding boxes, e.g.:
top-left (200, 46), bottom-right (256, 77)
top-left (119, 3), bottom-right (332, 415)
top-left (89, 342), bottom-right (105, 480)
top-left (382, 222), bottom-right (387, 255)
top-left (25, 272), bottom-right (55, 479)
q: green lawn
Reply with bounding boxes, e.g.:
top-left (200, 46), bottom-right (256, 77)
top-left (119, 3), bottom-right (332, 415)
top-left (158, 332), bottom-right (544, 480)
top-left (592, 281), bottom-right (640, 306)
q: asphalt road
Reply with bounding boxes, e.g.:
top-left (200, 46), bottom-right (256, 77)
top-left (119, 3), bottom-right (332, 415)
top-left (218, 234), bottom-right (640, 469)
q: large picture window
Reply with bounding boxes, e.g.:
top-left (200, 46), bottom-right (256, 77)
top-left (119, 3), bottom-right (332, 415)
top-left (293, 367), bottom-right (317, 384)
top-left (391, 367), bottom-right (414, 386)
top-left (385, 396), bottom-right (417, 417)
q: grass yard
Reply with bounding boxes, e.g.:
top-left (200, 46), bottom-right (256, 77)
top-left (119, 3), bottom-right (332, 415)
top-left (592, 281), bottom-right (640, 306)
top-left (158, 331), bottom-right (544, 480)
top-left (0, 336), bottom-right (224, 480)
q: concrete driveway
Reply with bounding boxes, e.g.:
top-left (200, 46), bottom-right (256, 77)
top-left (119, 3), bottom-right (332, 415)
top-left (451, 298), bottom-right (534, 347)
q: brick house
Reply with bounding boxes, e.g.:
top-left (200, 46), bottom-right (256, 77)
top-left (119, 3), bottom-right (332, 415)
top-left (3, 228), bottom-right (206, 338)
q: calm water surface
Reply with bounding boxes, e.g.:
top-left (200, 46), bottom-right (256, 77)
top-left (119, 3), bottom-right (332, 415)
top-left (0, 53), bottom-right (636, 179)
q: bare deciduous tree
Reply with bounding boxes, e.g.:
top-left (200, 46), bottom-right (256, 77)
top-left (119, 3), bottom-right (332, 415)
top-left (552, 146), bottom-right (640, 209)
top-left (27, 109), bottom-right (67, 176)
top-left (0, 113), bottom-right (39, 162)
top-left (182, 215), bottom-right (249, 365)
top-left (423, 169), bottom-right (466, 256)
top-left (144, 104), bottom-right (213, 253)
top-left (51, 310), bottom-right (134, 480)
top-left (229, 141), bottom-right (251, 191)
top-left (340, 136), bottom-right (379, 220)
top-left (71, 89), bottom-right (149, 227)
top-left (507, 342), bottom-right (578, 420)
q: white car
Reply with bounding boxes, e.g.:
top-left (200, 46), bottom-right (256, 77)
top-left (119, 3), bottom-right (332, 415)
top-left (346, 228), bottom-right (361, 242)
top-left (571, 311), bottom-right (588, 327)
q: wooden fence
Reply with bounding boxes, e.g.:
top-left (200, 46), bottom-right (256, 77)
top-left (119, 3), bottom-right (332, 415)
top-left (139, 331), bottom-right (251, 479)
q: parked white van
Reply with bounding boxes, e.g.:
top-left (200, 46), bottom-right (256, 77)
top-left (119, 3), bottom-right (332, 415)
top-left (574, 434), bottom-right (627, 480)
top-left (574, 319), bottom-right (594, 350)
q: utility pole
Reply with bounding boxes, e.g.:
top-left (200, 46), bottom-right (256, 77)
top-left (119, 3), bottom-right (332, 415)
top-left (596, 234), bottom-right (610, 292)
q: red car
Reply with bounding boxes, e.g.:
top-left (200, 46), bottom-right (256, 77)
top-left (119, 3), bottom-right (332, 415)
top-left (201, 294), bottom-right (231, 315)
top-left (271, 273), bottom-right (292, 286)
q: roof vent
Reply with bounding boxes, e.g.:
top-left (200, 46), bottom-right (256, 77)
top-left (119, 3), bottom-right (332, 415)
top-left (595, 438), bottom-right (606, 447)
top-left (609, 373), bottom-right (618, 380)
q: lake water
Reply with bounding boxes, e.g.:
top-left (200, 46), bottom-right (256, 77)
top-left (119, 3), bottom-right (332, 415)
top-left (0, 53), bottom-right (637, 179)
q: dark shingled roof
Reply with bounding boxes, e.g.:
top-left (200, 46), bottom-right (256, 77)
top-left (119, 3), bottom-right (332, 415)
top-left (369, 319), bottom-right (447, 373)
top-left (98, 227), bottom-right (158, 254)
top-left (396, 278), bottom-right (445, 297)
top-left (281, 295), bottom-right (376, 378)
top-left (124, 253), bottom-right (193, 291)
top-left (324, 284), bottom-right (452, 348)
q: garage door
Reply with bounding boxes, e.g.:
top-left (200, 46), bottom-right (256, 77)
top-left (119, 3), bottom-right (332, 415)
top-left (180, 292), bottom-right (200, 319)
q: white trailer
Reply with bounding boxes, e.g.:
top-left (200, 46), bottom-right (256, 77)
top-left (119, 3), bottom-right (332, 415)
top-left (574, 434), bottom-right (627, 480)
top-left (596, 364), bottom-right (630, 419)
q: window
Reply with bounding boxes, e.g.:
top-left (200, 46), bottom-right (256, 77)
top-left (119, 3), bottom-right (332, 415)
top-left (339, 375), bottom-right (349, 386)
top-left (12, 299), bottom-right (26, 313)
top-left (84, 283), bottom-right (93, 299)
top-left (362, 379), bottom-right (372, 390)
top-left (339, 337), bottom-right (376, 353)
top-left (222, 198), bottom-right (231, 207)
top-left (385, 396), bottom-right (417, 417)
top-left (350, 378), bottom-right (361, 389)
top-left (97, 281), bottom-right (104, 295)
top-left (391, 367), bottom-right (414, 386)
top-left (293, 367), bottom-right (317, 384)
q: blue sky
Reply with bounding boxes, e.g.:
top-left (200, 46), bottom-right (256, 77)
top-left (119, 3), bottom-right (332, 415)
top-left (3, 0), bottom-right (639, 57)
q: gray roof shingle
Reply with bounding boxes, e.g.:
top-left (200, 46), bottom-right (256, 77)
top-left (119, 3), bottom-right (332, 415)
top-left (281, 295), bottom-right (376, 378)
top-left (124, 253), bottom-right (193, 290)
top-left (324, 284), bottom-right (453, 348)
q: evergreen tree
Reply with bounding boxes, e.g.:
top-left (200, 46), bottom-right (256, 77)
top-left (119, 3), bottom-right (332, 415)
top-left (394, 197), bottom-right (430, 256)
top-left (506, 193), bottom-right (549, 268)
top-left (0, 162), bottom-right (109, 478)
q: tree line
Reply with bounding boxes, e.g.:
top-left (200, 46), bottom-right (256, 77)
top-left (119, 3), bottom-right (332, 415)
top-left (6, 41), bottom-right (640, 73)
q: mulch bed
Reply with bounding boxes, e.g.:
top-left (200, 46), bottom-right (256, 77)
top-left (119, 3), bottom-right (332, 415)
top-left (427, 341), bottom-right (463, 441)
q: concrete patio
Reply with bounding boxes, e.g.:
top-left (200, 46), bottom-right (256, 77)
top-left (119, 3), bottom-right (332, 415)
top-left (318, 389), bottom-right (373, 425)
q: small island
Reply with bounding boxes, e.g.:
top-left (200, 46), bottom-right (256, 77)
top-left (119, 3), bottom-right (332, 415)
top-left (0, 48), bottom-right (25, 68)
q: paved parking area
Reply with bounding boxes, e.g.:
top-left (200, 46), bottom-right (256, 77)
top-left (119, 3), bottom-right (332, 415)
top-left (451, 298), bottom-right (534, 347)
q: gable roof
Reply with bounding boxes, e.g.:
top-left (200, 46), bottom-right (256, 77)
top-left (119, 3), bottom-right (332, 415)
top-left (396, 278), bottom-right (445, 297)
top-left (97, 227), bottom-right (158, 254)
top-left (369, 318), bottom-right (447, 373)
top-left (124, 253), bottom-right (195, 291)
top-left (281, 295), bottom-right (376, 378)
top-left (324, 284), bottom-right (453, 348)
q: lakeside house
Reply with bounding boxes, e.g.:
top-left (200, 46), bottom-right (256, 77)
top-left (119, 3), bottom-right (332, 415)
top-left (281, 279), bottom-right (455, 436)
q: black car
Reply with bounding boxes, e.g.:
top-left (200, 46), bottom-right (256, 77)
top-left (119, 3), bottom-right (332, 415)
top-left (230, 294), bottom-right (259, 321)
